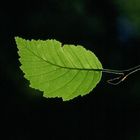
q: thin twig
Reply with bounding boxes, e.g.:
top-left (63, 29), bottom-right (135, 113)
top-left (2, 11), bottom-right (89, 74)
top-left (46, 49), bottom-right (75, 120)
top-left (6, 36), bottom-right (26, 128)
top-left (101, 65), bottom-right (140, 85)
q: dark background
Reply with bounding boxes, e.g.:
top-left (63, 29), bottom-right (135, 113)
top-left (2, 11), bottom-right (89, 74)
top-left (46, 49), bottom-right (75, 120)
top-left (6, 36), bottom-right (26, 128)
top-left (1, 0), bottom-right (140, 139)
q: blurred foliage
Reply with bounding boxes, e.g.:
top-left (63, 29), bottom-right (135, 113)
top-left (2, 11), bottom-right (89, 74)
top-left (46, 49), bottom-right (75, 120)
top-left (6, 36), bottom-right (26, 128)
top-left (116, 0), bottom-right (140, 35)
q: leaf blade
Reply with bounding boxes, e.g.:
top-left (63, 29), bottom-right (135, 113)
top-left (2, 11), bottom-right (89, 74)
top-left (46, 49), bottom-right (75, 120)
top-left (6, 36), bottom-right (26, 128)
top-left (15, 37), bottom-right (102, 101)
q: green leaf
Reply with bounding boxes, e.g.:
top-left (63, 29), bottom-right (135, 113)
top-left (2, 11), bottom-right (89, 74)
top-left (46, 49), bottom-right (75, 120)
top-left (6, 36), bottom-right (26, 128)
top-left (15, 37), bottom-right (102, 101)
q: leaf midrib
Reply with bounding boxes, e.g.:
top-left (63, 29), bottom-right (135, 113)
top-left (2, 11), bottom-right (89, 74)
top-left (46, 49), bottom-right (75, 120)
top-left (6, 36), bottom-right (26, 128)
top-left (25, 45), bottom-right (102, 72)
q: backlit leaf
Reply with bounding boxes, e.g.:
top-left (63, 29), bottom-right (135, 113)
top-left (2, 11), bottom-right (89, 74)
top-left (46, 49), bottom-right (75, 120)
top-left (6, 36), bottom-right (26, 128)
top-left (15, 37), bottom-right (102, 101)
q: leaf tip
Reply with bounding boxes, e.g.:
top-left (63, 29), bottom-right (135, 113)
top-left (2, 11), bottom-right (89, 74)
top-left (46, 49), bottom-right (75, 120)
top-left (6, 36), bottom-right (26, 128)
top-left (15, 36), bottom-right (25, 46)
top-left (15, 36), bottom-right (21, 42)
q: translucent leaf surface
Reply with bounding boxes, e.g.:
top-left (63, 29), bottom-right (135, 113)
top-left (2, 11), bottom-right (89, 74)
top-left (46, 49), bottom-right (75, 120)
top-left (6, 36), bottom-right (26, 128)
top-left (15, 37), bottom-right (102, 101)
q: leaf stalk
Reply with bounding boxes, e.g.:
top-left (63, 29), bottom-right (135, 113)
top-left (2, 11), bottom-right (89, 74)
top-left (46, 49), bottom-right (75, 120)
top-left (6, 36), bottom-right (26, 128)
top-left (101, 65), bottom-right (140, 85)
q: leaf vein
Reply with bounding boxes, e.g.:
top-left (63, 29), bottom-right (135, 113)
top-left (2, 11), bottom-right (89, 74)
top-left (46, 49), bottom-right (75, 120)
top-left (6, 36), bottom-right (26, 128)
top-left (47, 70), bottom-right (80, 94)
top-left (68, 46), bottom-right (84, 68)
top-left (38, 69), bottom-right (71, 86)
top-left (67, 71), bottom-right (89, 99)
top-left (27, 67), bottom-right (61, 77)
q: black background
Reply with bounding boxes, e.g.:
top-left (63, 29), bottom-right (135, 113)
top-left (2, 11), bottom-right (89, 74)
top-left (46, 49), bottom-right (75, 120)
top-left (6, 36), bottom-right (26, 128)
top-left (1, 0), bottom-right (140, 139)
